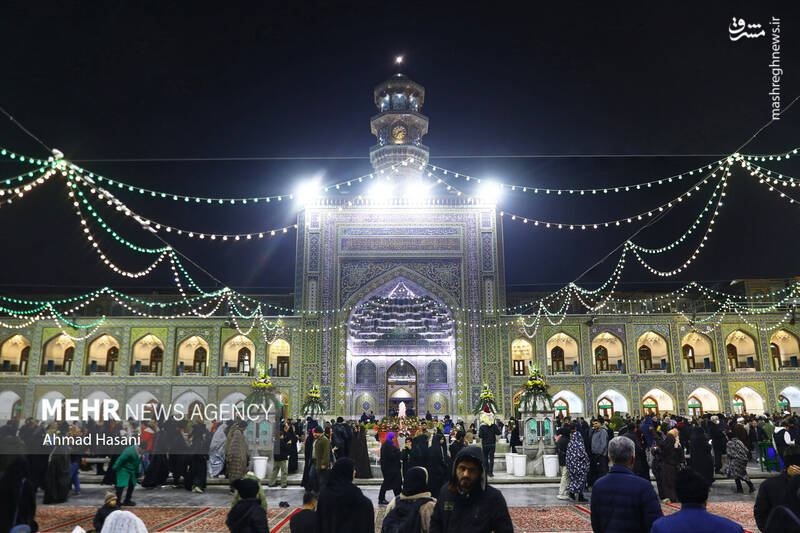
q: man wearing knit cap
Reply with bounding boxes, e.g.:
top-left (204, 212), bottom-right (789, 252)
top-left (383, 466), bottom-right (437, 533)
top-left (92, 491), bottom-right (119, 533)
top-left (226, 477), bottom-right (269, 533)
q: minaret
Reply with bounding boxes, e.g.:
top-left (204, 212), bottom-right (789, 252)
top-left (369, 73), bottom-right (429, 179)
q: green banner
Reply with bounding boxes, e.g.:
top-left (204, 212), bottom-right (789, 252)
top-left (643, 403), bottom-right (657, 408)
top-left (688, 404), bottom-right (701, 408)
top-left (598, 404), bottom-right (612, 409)
top-left (733, 402), bottom-right (743, 406)
top-left (778, 402), bottom-right (789, 407)
top-left (555, 405), bottom-right (568, 410)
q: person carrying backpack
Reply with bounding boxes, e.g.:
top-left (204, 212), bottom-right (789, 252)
top-left (382, 466), bottom-right (436, 533)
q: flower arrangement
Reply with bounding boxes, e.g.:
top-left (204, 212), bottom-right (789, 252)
top-left (301, 383), bottom-right (326, 417)
top-left (517, 362), bottom-right (553, 414)
top-left (244, 363), bottom-right (280, 416)
top-left (374, 416), bottom-right (425, 434)
top-left (473, 383), bottom-right (498, 414)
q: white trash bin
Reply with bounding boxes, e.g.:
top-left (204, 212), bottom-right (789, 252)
top-left (543, 454), bottom-right (559, 477)
top-left (253, 456), bottom-right (268, 479)
top-left (513, 454), bottom-right (527, 477)
top-left (505, 453), bottom-right (514, 475)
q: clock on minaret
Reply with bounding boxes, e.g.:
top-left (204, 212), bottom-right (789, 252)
top-left (391, 122), bottom-right (408, 143)
top-left (369, 73), bottom-right (430, 177)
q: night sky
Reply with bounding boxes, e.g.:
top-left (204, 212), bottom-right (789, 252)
top-left (2, 2), bottom-right (799, 298)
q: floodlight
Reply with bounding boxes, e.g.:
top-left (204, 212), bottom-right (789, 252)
top-left (404, 179), bottom-right (432, 201)
top-left (294, 178), bottom-right (322, 207)
top-left (368, 181), bottom-right (394, 201)
top-left (478, 180), bottom-right (502, 204)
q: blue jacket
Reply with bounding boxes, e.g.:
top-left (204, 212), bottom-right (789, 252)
top-left (590, 465), bottom-right (662, 533)
top-left (650, 503), bottom-right (743, 533)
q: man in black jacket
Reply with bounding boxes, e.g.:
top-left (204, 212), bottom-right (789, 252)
top-left (226, 478), bottom-right (269, 533)
top-left (429, 446), bottom-right (513, 533)
top-left (555, 425), bottom-right (572, 500)
top-left (269, 424), bottom-right (291, 488)
top-left (754, 444), bottom-right (800, 531)
top-left (331, 417), bottom-right (352, 460)
top-left (478, 418), bottom-right (501, 477)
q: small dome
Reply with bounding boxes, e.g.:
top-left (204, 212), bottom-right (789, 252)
top-left (373, 74), bottom-right (425, 106)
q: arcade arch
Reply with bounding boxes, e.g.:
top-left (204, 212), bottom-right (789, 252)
top-left (0, 391), bottom-right (22, 421)
top-left (222, 335), bottom-right (255, 375)
top-left (546, 333), bottom-right (580, 374)
top-left (592, 331), bottom-right (625, 373)
top-left (726, 330), bottom-right (759, 371)
top-left (176, 335), bottom-right (209, 375)
top-left (511, 339), bottom-right (532, 376)
top-left (641, 388), bottom-right (675, 415)
top-left (778, 386), bottom-right (800, 413)
top-left (595, 389), bottom-right (628, 417)
top-left (131, 334), bottom-right (164, 375)
top-left (268, 339), bottom-right (290, 377)
top-left (0, 335), bottom-right (30, 374)
top-left (86, 334), bottom-right (120, 375)
top-left (770, 330), bottom-right (800, 370)
top-left (732, 386), bottom-right (765, 415)
top-left (637, 331), bottom-right (670, 373)
top-left (686, 387), bottom-right (720, 418)
top-left (41, 334), bottom-right (75, 374)
top-left (551, 389), bottom-right (584, 417)
top-left (681, 332), bottom-right (714, 372)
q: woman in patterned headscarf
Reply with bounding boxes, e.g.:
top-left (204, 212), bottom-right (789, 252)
top-left (566, 424), bottom-right (590, 502)
top-left (724, 430), bottom-right (755, 493)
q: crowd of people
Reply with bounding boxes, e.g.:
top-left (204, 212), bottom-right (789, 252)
top-left (0, 408), bottom-right (799, 532)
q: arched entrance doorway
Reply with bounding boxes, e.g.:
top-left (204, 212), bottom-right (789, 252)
top-left (733, 394), bottom-right (746, 415)
top-left (597, 397), bottom-right (614, 418)
top-left (642, 396), bottom-right (659, 415)
top-left (733, 386), bottom-right (765, 415)
top-left (386, 359), bottom-right (417, 417)
top-left (687, 396), bottom-right (703, 418)
top-left (346, 277), bottom-right (455, 417)
top-left (554, 398), bottom-right (570, 416)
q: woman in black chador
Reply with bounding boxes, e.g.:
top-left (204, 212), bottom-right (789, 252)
top-left (349, 424), bottom-right (372, 479)
top-left (185, 423), bottom-right (209, 493)
top-left (287, 421), bottom-right (299, 474)
top-left (141, 422), bottom-right (170, 488)
top-left (426, 429), bottom-right (449, 495)
top-left (164, 419), bottom-right (188, 487)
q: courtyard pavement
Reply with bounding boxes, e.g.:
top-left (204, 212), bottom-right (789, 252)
top-left (35, 479), bottom-right (765, 532)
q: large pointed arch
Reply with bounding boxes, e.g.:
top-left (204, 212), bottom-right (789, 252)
top-left (345, 271), bottom-right (456, 417)
top-left (343, 267), bottom-right (459, 312)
